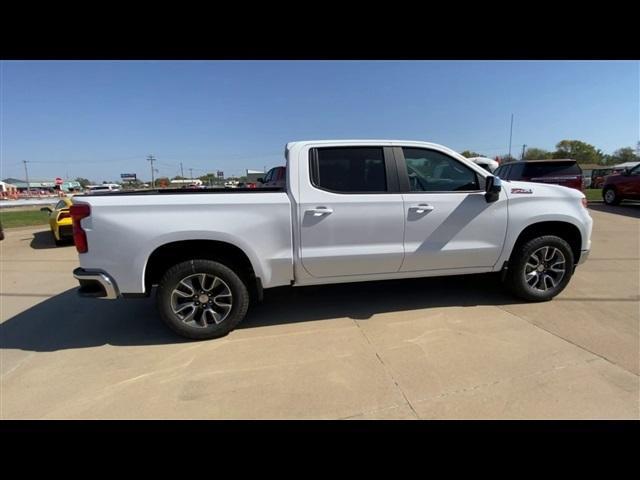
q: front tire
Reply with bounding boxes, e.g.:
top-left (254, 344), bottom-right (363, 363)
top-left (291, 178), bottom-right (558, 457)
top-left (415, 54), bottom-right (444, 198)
top-left (603, 187), bottom-right (621, 205)
top-left (156, 259), bottom-right (250, 340)
top-left (506, 235), bottom-right (574, 302)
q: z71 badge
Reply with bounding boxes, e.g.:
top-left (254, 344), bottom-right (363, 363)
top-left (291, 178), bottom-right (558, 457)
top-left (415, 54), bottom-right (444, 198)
top-left (511, 188), bottom-right (533, 194)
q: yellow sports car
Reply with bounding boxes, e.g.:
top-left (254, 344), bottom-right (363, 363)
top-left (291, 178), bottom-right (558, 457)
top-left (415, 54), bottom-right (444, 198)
top-left (41, 197), bottom-right (74, 246)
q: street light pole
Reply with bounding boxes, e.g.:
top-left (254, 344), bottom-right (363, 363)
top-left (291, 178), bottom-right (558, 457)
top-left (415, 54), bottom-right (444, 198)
top-left (508, 113), bottom-right (514, 158)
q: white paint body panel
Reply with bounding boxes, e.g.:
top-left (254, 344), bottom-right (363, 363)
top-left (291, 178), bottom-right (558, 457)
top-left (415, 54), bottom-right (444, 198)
top-left (74, 140), bottom-right (592, 295)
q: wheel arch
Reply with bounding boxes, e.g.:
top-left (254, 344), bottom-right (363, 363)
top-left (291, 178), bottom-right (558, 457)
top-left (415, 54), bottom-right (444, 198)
top-left (143, 238), bottom-right (262, 299)
top-left (509, 221), bottom-right (583, 266)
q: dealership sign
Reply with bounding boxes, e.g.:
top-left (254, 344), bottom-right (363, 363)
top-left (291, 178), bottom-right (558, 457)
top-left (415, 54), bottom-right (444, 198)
top-left (120, 173), bottom-right (137, 182)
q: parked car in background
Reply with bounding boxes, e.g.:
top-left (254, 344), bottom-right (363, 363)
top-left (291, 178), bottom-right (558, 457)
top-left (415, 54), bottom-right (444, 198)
top-left (467, 157), bottom-right (499, 173)
top-left (71, 139), bottom-right (592, 340)
top-left (602, 164), bottom-right (640, 205)
top-left (41, 197), bottom-right (74, 245)
top-left (86, 184), bottom-right (121, 194)
top-left (590, 168), bottom-right (614, 189)
top-left (494, 159), bottom-right (583, 192)
top-left (258, 166), bottom-right (286, 188)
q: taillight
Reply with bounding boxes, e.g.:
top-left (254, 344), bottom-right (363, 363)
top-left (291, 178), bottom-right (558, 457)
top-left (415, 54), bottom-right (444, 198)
top-left (70, 203), bottom-right (91, 253)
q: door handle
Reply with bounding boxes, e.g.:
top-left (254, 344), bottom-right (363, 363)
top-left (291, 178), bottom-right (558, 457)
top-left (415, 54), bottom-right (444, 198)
top-left (409, 204), bottom-right (434, 214)
top-left (306, 207), bottom-right (333, 216)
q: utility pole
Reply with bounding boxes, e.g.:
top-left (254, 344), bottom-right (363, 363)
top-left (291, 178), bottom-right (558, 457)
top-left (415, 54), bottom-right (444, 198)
top-left (521, 144), bottom-right (527, 161)
top-left (22, 160), bottom-right (31, 196)
top-left (147, 155), bottom-right (156, 188)
top-left (189, 168), bottom-right (193, 180)
top-left (508, 113), bottom-right (514, 158)
top-left (180, 162), bottom-right (184, 178)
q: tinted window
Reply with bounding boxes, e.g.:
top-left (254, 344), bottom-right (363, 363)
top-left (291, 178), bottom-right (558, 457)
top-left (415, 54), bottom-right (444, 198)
top-left (312, 147), bottom-right (386, 192)
top-left (522, 162), bottom-right (581, 178)
top-left (402, 148), bottom-right (479, 192)
top-left (55, 200), bottom-right (67, 210)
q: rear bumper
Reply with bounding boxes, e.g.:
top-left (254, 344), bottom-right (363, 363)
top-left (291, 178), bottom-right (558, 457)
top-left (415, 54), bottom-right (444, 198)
top-left (73, 267), bottom-right (120, 299)
top-left (577, 249), bottom-right (590, 265)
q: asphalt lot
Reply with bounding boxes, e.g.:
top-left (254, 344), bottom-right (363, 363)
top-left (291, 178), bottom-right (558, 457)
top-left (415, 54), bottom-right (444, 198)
top-left (1, 204), bottom-right (638, 419)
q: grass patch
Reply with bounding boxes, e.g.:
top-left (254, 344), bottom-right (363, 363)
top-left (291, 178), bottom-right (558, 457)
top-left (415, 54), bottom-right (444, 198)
top-left (0, 209), bottom-right (50, 228)
top-left (585, 188), bottom-right (602, 202)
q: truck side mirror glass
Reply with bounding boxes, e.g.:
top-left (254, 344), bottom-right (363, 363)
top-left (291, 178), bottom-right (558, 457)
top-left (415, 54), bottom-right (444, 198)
top-left (485, 175), bottom-right (501, 203)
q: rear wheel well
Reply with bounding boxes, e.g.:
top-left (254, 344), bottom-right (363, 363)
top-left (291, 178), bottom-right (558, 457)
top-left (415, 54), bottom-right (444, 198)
top-left (510, 222), bottom-right (582, 265)
top-left (145, 240), bottom-right (259, 299)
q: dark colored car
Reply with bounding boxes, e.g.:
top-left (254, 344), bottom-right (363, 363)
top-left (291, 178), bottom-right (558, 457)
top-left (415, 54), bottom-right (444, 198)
top-left (602, 164), bottom-right (640, 205)
top-left (258, 166), bottom-right (286, 188)
top-left (494, 159), bottom-right (583, 192)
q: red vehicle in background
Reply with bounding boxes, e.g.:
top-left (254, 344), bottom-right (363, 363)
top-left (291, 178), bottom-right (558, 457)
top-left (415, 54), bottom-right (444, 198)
top-left (258, 166), bottom-right (286, 188)
top-left (602, 164), bottom-right (640, 205)
top-left (494, 159), bottom-right (583, 192)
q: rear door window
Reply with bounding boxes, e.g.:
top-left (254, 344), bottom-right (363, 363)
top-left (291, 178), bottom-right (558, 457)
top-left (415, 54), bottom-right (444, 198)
top-left (311, 147), bottom-right (387, 193)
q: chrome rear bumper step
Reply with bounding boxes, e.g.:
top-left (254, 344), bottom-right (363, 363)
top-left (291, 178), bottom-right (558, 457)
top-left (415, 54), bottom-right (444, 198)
top-left (73, 268), bottom-right (120, 299)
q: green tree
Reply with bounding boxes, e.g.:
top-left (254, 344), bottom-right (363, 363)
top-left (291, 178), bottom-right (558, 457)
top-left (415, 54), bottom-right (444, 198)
top-left (460, 150), bottom-right (484, 158)
top-left (552, 140), bottom-right (604, 164)
top-left (609, 147), bottom-right (638, 164)
top-left (523, 147), bottom-right (553, 160)
top-left (73, 177), bottom-right (91, 188)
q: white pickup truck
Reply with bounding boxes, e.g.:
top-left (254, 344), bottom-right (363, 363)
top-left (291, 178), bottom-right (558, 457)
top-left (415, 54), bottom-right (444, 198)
top-left (71, 140), bottom-right (592, 339)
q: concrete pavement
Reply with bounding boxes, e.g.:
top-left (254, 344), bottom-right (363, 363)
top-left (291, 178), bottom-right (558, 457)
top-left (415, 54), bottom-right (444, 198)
top-left (0, 205), bottom-right (638, 419)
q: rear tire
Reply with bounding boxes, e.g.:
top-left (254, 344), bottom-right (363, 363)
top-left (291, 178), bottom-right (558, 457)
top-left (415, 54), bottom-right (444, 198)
top-left (156, 259), bottom-right (250, 340)
top-left (506, 235), bottom-right (574, 302)
top-left (603, 187), bottom-right (621, 205)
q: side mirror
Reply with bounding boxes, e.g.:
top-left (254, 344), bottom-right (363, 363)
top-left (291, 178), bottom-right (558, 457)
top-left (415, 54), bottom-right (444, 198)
top-left (40, 206), bottom-right (53, 213)
top-left (257, 178), bottom-right (264, 183)
top-left (485, 175), bottom-right (502, 203)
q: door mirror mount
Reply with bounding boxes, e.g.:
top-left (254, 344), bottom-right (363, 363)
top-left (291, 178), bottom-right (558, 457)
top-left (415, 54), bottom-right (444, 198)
top-left (485, 175), bottom-right (502, 203)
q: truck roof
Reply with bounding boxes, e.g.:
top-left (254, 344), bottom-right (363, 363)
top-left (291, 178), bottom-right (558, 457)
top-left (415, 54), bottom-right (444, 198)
top-left (286, 139), bottom-right (446, 148)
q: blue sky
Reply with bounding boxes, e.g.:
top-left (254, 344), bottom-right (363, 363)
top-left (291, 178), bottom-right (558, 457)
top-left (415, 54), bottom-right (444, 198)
top-left (1, 60), bottom-right (638, 182)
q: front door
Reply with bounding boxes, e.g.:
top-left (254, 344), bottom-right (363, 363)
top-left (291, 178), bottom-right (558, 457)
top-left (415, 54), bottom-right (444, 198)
top-left (396, 147), bottom-right (508, 272)
top-left (298, 146), bottom-right (405, 278)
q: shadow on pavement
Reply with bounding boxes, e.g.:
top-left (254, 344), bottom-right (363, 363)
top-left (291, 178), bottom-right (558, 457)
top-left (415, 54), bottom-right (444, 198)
top-left (0, 273), bottom-right (522, 352)
top-left (589, 203), bottom-right (640, 219)
top-left (29, 230), bottom-right (74, 249)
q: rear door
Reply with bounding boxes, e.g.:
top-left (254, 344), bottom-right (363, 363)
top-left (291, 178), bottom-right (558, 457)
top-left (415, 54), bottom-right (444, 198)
top-left (396, 147), bottom-right (508, 272)
top-left (298, 146), bottom-right (405, 277)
